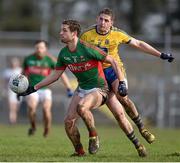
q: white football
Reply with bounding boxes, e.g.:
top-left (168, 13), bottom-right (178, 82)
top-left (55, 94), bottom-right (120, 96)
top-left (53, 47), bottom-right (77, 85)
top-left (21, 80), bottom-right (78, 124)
top-left (9, 74), bottom-right (29, 94)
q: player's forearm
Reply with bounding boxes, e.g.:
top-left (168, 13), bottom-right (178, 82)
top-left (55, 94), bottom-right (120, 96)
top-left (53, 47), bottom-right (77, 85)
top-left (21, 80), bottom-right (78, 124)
top-left (130, 38), bottom-right (161, 57)
top-left (138, 41), bottom-right (161, 57)
top-left (61, 72), bottom-right (72, 89)
top-left (111, 60), bottom-right (124, 81)
top-left (104, 56), bottom-right (124, 81)
top-left (34, 71), bottom-right (61, 90)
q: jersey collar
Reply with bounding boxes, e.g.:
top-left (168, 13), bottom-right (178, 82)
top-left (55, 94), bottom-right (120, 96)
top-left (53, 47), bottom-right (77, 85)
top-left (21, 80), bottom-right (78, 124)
top-left (95, 25), bottom-right (111, 36)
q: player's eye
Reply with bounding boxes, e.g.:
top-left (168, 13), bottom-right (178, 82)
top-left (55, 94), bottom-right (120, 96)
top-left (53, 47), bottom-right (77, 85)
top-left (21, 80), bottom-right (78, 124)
top-left (100, 17), bottom-right (103, 21)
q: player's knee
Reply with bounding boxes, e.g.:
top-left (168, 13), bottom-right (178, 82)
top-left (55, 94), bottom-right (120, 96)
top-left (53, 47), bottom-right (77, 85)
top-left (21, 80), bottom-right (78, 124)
top-left (43, 107), bottom-right (51, 114)
top-left (28, 107), bottom-right (36, 114)
top-left (77, 104), bottom-right (86, 116)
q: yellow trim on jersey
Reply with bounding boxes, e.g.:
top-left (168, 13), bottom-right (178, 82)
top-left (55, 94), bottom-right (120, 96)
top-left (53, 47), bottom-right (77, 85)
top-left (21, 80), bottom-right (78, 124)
top-left (80, 25), bottom-right (131, 75)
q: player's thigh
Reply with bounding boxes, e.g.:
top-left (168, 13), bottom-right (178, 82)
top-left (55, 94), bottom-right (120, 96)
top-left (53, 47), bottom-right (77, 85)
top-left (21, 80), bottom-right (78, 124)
top-left (41, 90), bottom-right (52, 111)
top-left (26, 92), bottom-right (39, 109)
top-left (106, 93), bottom-right (125, 116)
top-left (79, 90), bottom-right (103, 110)
top-left (111, 79), bottom-right (119, 94)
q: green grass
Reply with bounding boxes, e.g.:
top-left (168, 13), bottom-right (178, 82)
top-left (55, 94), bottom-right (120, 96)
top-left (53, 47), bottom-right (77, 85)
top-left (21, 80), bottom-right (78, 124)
top-left (0, 124), bottom-right (180, 162)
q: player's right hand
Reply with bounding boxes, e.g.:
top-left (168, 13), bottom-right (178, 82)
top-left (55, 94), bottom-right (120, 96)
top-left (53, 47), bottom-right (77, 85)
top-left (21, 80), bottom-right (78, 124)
top-left (118, 81), bottom-right (128, 97)
top-left (17, 86), bottom-right (36, 97)
top-left (160, 53), bottom-right (174, 62)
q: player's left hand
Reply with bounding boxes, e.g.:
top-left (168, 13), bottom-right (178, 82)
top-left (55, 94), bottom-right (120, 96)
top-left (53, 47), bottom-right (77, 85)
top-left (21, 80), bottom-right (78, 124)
top-left (17, 86), bottom-right (37, 97)
top-left (160, 53), bottom-right (174, 62)
top-left (118, 81), bottom-right (128, 97)
top-left (66, 88), bottom-right (74, 98)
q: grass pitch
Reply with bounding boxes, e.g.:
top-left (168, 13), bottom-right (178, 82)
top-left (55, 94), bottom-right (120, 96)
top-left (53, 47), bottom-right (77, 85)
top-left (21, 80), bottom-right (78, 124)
top-left (0, 124), bottom-right (179, 162)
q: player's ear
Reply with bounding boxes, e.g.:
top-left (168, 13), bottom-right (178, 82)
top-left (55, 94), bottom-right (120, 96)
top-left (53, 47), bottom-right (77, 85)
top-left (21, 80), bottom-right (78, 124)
top-left (111, 19), bottom-right (114, 26)
top-left (72, 31), bottom-right (78, 37)
top-left (96, 16), bottom-right (99, 23)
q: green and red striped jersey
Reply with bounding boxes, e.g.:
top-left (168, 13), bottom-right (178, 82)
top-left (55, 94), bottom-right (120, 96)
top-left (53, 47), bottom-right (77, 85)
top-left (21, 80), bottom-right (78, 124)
top-left (23, 54), bottom-right (56, 86)
top-left (56, 39), bottom-right (107, 90)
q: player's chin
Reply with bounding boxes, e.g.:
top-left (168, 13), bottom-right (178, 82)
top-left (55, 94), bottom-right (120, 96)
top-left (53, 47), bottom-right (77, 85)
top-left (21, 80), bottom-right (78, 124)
top-left (99, 27), bottom-right (108, 33)
top-left (61, 39), bottom-right (68, 43)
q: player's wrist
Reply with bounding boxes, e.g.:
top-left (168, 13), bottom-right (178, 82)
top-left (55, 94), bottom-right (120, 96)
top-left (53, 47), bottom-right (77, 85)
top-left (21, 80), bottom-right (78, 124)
top-left (160, 52), bottom-right (165, 59)
top-left (34, 85), bottom-right (38, 91)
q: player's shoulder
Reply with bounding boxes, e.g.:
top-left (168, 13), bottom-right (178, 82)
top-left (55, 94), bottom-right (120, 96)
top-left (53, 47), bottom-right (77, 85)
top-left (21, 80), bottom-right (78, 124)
top-left (24, 54), bottom-right (35, 60)
top-left (58, 46), bottom-right (68, 56)
top-left (81, 24), bottom-right (96, 35)
top-left (45, 53), bottom-right (56, 59)
top-left (61, 46), bottom-right (68, 52)
top-left (111, 26), bottom-right (129, 35)
top-left (79, 39), bottom-right (95, 49)
top-left (79, 39), bottom-right (106, 55)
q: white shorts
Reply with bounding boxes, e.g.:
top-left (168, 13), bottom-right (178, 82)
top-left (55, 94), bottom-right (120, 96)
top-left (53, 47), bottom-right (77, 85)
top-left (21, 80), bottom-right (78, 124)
top-left (26, 89), bottom-right (52, 103)
top-left (75, 86), bottom-right (109, 100)
top-left (76, 87), bottom-right (98, 98)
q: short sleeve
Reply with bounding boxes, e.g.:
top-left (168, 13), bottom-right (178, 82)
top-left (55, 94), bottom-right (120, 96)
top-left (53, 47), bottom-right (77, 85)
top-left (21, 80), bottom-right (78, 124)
top-left (55, 51), bottom-right (67, 70)
top-left (118, 31), bottom-right (132, 44)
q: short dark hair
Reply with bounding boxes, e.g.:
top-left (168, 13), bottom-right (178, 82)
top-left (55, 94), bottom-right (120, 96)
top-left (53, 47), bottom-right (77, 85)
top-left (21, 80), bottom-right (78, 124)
top-left (98, 8), bottom-right (114, 20)
top-left (34, 40), bottom-right (49, 47)
top-left (62, 19), bottom-right (81, 36)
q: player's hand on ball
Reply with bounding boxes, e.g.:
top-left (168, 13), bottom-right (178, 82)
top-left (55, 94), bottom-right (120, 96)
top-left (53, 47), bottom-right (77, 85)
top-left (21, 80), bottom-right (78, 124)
top-left (118, 81), bottom-right (128, 97)
top-left (160, 53), bottom-right (174, 62)
top-left (17, 86), bottom-right (36, 97)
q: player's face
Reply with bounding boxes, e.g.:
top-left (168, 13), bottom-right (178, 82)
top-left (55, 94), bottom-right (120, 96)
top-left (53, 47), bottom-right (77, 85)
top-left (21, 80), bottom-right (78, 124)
top-left (96, 14), bottom-right (113, 34)
top-left (35, 42), bottom-right (47, 57)
top-left (59, 24), bottom-right (74, 43)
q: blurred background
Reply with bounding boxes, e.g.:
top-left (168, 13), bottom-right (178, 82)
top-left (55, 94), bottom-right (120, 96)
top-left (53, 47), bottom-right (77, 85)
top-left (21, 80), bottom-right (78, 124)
top-left (0, 0), bottom-right (179, 128)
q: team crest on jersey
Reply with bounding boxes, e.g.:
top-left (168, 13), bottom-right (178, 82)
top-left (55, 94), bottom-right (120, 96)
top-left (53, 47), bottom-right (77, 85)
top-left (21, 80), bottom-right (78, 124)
top-left (64, 57), bottom-right (71, 61)
top-left (72, 56), bottom-right (78, 63)
top-left (90, 40), bottom-right (95, 43)
top-left (97, 39), bottom-right (102, 46)
top-left (105, 39), bottom-right (109, 45)
top-left (80, 56), bottom-right (86, 62)
top-left (28, 60), bottom-right (36, 65)
top-left (36, 61), bottom-right (41, 67)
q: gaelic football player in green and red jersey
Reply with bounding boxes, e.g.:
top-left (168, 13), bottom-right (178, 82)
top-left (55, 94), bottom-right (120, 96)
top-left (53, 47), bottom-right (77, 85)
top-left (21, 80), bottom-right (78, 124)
top-left (18, 20), bottom-right (145, 157)
top-left (22, 40), bottom-right (73, 137)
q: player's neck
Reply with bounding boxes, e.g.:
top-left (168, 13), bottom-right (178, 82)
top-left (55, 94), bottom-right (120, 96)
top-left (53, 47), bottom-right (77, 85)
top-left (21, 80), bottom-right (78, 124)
top-left (96, 26), bottom-right (110, 35)
top-left (67, 37), bottom-right (79, 52)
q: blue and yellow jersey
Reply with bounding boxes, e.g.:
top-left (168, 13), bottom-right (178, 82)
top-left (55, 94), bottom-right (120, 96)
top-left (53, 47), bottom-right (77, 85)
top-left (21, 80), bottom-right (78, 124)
top-left (80, 25), bottom-right (132, 74)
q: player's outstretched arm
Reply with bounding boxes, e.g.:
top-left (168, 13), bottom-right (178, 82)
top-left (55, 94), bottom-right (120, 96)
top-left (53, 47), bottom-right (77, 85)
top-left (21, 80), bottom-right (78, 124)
top-left (129, 38), bottom-right (174, 62)
top-left (18, 70), bottom-right (63, 97)
top-left (35, 69), bottom-right (63, 90)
